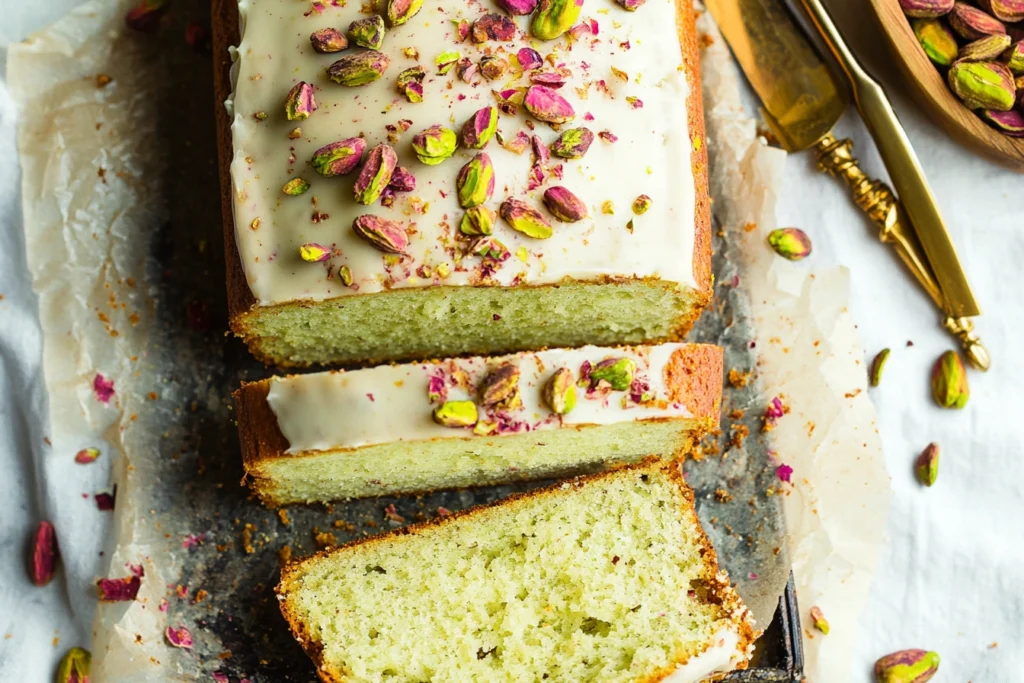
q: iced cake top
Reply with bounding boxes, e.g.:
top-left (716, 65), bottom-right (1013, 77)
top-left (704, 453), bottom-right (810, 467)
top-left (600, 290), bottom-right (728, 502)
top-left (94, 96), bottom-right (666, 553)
top-left (229, 0), bottom-right (697, 305)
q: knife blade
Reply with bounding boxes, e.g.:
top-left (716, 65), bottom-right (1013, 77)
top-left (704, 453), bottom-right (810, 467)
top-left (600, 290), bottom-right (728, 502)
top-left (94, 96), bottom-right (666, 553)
top-left (705, 0), bottom-right (988, 368)
top-left (705, 0), bottom-right (847, 152)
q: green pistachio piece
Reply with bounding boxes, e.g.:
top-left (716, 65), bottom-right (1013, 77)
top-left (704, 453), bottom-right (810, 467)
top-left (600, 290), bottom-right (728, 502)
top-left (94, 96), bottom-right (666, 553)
top-left (460, 206), bottom-right (496, 235)
top-left (349, 15), bottom-right (385, 50)
top-left (456, 153), bottom-right (495, 209)
top-left (499, 198), bottom-right (553, 239)
top-left (930, 350), bottom-right (969, 408)
top-left (543, 367), bottom-right (577, 414)
top-left (590, 357), bottom-right (635, 391)
top-left (433, 400), bottom-right (478, 427)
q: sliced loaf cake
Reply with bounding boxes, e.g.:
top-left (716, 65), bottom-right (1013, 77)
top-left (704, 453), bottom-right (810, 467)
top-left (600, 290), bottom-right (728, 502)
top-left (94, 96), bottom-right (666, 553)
top-left (212, 0), bottom-right (711, 366)
top-left (234, 343), bottom-right (722, 504)
top-left (277, 458), bottom-right (755, 682)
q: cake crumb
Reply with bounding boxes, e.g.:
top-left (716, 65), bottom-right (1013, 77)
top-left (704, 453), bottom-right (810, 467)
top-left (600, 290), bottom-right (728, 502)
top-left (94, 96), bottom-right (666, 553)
top-left (333, 519), bottom-right (356, 531)
top-left (278, 509), bottom-right (292, 527)
top-left (714, 488), bottom-right (733, 503)
top-left (279, 545), bottom-right (293, 566)
top-left (314, 529), bottom-right (338, 549)
top-left (727, 368), bottom-right (750, 388)
top-left (241, 524), bottom-right (256, 554)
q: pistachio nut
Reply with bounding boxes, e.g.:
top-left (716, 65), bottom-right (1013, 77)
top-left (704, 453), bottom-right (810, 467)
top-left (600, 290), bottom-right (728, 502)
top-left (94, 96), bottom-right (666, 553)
top-left (412, 125), bottom-right (458, 165)
top-left (327, 50), bottom-right (391, 86)
top-left (590, 357), bottom-right (636, 391)
top-left (898, 0), bottom-right (953, 18)
top-left (349, 15), bottom-right (385, 50)
top-left (456, 153), bottom-right (496, 209)
top-left (461, 106), bottom-right (499, 149)
top-left (460, 205), bottom-right (497, 235)
top-left (948, 2), bottom-right (1005, 41)
top-left (396, 66), bottom-right (426, 103)
top-left (809, 606), bottom-right (830, 635)
top-left (632, 194), bottom-right (652, 215)
top-left (456, 58), bottom-right (479, 83)
top-left (435, 50), bottom-right (461, 75)
top-left (470, 236), bottom-right (511, 262)
top-left (388, 166), bottom-right (417, 192)
top-left (949, 60), bottom-right (1016, 110)
top-left (125, 0), bottom-right (169, 33)
top-left (282, 177), bottom-right (311, 196)
top-left (869, 348), bottom-right (891, 387)
top-left (978, 0), bottom-right (1024, 22)
top-left (523, 85), bottom-right (576, 123)
top-left (299, 243), bottom-right (332, 262)
top-left (980, 107), bottom-right (1024, 135)
top-left (479, 55), bottom-right (510, 80)
top-left (1005, 40), bottom-right (1024, 73)
top-left (531, 135), bottom-right (550, 165)
top-left (543, 367), bottom-right (577, 414)
top-left (498, 0), bottom-right (539, 14)
top-left (57, 647), bottom-right (91, 683)
top-left (311, 137), bottom-right (366, 176)
top-left (479, 363), bottom-right (521, 408)
top-left (471, 13), bottom-right (517, 43)
top-left (616, 0), bottom-right (647, 11)
top-left (31, 520), bottom-right (58, 587)
top-left (433, 400), bottom-right (478, 427)
top-left (310, 27), bottom-right (349, 53)
top-left (874, 649), bottom-right (940, 683)
top-left (930, 350), bottom-right (969, 408)
top-left (530, 68), bottom-right (571, 89)
top-left (531, 0), bottom-right (584, 40)
top-left (550, 127), bottom-right (594, 159)
top-left (452, 18), bottom-right (471, 41)
top-left (473, 420), bottom-right (499, 436)
top-left (767, 227), bottom-right (812, 260)
top-left (500, 198), bottom-right (554, 238)
top-left (353, 143), bottom-right (398, 204)
top-left (958, 33), bottom-right (1011, 61)
top-left (284, 81), bottom-right (317, 121)
top-left (915, 442), bottom-right (940, 487)
top-left (339, 265), bottom-right (354, 286)
top-left (542, 186), bottom-right (588, 222)
top-left (75, 447), bottom-right (100, 464)
top-left (517, 47), bottom-right (544, 71)
top-left (498, 129), bottom-right (531, 154)
top-left (387, 0), bottom-right (424, 25)
top-left (912, 19), bottom-right (959, 66)
top-left (352, 215), bottom-right (410, 254)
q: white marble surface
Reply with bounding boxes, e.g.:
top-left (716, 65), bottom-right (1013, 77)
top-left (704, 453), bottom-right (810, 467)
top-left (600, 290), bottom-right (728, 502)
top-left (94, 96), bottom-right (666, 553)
top-left (0, 0), bottom-right (1021, 681)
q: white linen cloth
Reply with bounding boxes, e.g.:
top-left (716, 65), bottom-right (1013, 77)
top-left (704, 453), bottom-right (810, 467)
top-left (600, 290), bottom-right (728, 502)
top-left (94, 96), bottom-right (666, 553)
top-left (0, 0), bottom-right (1020, 681)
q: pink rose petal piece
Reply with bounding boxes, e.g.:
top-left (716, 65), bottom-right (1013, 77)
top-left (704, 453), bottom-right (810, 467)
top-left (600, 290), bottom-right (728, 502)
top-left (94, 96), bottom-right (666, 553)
top-left (165, 625), bottom-right (194, 649)
top-left (96, 575), bottom-right (141, 602)
top-left (213, 672), bottom-right (229, 682)
top-left (95, 492), bottom-right (115, 511)
top-left (776, 463), bottom-right (793, 483)
top-left (93, 373), bottom-right (115, 403)
top-left (31, 520), bottom-right (59, 587)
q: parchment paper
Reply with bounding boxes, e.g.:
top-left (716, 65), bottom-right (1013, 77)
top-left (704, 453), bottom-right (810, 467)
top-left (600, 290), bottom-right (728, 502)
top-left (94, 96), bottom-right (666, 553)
top-left (7, 0), bottom-right (885, 680)
top-left (696, 9), bottom-right (891, 682)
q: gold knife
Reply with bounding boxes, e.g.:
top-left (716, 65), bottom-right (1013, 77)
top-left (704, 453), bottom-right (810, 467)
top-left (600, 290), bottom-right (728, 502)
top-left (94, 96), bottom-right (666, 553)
top-left (705, 0), bottom-right (989, 370)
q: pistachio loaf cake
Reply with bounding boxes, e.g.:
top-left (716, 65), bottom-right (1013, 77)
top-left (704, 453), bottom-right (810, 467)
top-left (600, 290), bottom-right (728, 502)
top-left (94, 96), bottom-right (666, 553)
top-left (212, 0), bottom-right (711, 366)
top-left (235, 343), bottom-right (722, 505)
top-left (277, 459), bottom-right (755, 683)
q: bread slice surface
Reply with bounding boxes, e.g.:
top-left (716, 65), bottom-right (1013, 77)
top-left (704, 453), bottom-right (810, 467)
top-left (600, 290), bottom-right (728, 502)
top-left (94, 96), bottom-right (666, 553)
top-left (277, 459), bottom-right (755, 683)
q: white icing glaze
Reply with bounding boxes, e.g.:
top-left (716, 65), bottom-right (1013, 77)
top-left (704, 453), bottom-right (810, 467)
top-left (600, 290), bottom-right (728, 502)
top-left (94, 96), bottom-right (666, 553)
top-left (267, 343), bottom-right (701, 453)
top-left (230, 0), bottom-right (696, 305)
top-left (661, 626), bottom-right (745, 683)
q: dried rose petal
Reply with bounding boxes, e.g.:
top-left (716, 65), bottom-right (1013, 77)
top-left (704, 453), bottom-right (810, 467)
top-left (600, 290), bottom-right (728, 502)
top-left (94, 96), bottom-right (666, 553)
top-left (185, 21), bottom-right (208, 51)
top-left (776, 463), bottom-right (793, 483)
top-left (165, 625), bottom-right (194, 649)
top-left (96, 575), bottom-right (141, 602)
top-left (95, 492), bottom-right (116, 511)
top-left (75, 448), bottom-right (100, 464)
top-left (93, 373), bottom-right (115, 403)
top-left (30, 520), bottom-right (58, 587)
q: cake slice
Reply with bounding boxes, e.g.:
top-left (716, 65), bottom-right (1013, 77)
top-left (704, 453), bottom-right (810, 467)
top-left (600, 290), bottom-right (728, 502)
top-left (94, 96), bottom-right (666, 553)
top-left (212, 0), bottom-right (711, 367)
top-left (277, 458), bottom-right (755, 683)
top-left (234, 343), bottom-right (722, 505)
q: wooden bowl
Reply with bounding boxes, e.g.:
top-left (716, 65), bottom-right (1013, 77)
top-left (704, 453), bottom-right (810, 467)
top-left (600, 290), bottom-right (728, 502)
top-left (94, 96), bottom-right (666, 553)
top-left (869, 0), bottom-right (1024, 171)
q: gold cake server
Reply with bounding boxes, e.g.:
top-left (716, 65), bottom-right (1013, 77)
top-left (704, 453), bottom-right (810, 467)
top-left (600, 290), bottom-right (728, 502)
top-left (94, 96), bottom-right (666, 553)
top-left (705, 0), bottom-right (989, 370)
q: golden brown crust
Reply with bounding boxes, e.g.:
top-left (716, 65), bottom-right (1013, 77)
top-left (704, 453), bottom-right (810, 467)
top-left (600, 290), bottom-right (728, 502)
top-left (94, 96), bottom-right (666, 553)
top-left (664, 344), bottom-right (724, 418)
top-left (277, 458), bottom-right (755, 682)
top-left (212, 0), bottom-right (713, 361)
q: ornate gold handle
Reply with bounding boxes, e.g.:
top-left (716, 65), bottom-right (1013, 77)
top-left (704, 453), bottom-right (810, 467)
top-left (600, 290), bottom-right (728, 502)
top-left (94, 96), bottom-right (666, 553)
top-left (815, 134), bottom-right (990, 371)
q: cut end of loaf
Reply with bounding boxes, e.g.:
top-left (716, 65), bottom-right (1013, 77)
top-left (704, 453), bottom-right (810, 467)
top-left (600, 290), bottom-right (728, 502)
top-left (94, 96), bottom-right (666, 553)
top-left (232, 280), bottom-right (707, 368)
top-left (277, 459), bottom-right (755, 683)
